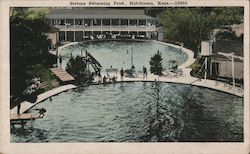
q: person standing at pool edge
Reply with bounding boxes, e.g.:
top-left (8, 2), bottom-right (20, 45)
top-left (59, 55), bottom-right (62, 68)
top-left (120, 68), bottom-right (124, 81)
top-left (143, 66), bottom-right (147, 79)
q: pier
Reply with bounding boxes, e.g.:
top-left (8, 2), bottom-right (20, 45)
top-left (10, 113), bottom-right (42, 121)
top-left (50, 67), bottom-right (75, 83)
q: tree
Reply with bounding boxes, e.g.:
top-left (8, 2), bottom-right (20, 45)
top-left (150, 51), bottom-right (164, 75)
top-left (215, 31), bottom-right (242, 41)
top-left (66, 56), bottom-right (87, 82)
top-left (150, 7), bottom-right (243, 57)
top-left (10, 8), bottom-right (54, 98)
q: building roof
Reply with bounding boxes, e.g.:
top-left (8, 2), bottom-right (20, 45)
top-left (46, 8), bottom-right (155, 20)
top-left (48, 25), bottom-right (59, 32)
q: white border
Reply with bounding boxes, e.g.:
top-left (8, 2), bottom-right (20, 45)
top-left (0, 0), bottom-right (249, 154)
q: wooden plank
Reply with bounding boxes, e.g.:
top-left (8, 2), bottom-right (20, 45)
top-left (50, 68), bottom-right (75, 82)
top-left (10, 113), bottom-right (42, 121)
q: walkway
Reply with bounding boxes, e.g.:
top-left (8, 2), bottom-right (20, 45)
top-left (49, 42), bottom-right (78, 56)
top-left (104, 71), bottom-right (243, 97)
top-left (10, 84), bottom-right (77, 114)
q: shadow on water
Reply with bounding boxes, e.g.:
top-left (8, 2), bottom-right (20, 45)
top-left (179, 86), bottom-right (243, 142)
top-left (140, 81), bottom-right (178, 142)
top-left (140, 82), bottom-right (243, 142)
top-left (11, 122), bottom-right (49, 142)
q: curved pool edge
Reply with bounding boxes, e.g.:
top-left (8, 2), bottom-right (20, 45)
top-left (10, 84), bottom-right (77, 114)
top-left (151, 40), bottom-right (196, 69)
top-left (57, 40), bottom-right (196, 69)
top-left (58, 42), bottom-right (78, 55)
top-left (90, 80), bottom-right (243, 98)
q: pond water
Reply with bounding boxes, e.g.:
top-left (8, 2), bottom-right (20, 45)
top-left (60, 40), bottom-right (188, 72)
top-left (11, 82), bottom-right (243, 142)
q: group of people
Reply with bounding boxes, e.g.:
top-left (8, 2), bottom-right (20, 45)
top-left (99, 65), bottom-right (148, 84)
top-left (17, 77), bottom-right (41, 114)
top-left (23, 77), bottom-right (41, 95)
top-left (119, 66), bottom-right (148, 80)
top-left (102, 74), bottom-right (117, 84)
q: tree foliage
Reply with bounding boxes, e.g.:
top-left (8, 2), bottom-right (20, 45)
top-left (215, 31), bottom-right (243, 41)
top-left (150, 51), bottom-right (163, 75)
top-left (66, 56), bottom-right (87, 81)
top-left (10, 8), bottom-right (53, 97)
top-left (151, 7), bottom-right (243, 57)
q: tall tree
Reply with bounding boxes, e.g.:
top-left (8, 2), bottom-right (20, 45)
top-left (150, 51), bottom-right (163, 75)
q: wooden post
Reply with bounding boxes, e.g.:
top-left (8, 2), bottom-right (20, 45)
top-left (204, 57), bottom-right (208, 83)
top-left (232, 56), bottom-right (235, 92)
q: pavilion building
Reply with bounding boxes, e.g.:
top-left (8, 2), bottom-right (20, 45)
top-left (46, 8), bottom-right (158, 42)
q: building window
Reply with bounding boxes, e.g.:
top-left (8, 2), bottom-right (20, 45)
top-left (84, 19), bottom-right (91, 27)
top-left (75, 19), bottom-right (83, 26)
top-left (66, 19), bottom-right (74, 26)
top-left (93, 19), bottom-right (101, 26)
top-left (102, 19), bottom-right (110, 26)
top-left (57, 19), bottom-right (65, 26)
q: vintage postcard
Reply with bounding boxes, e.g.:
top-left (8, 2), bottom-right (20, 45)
top-left (0, 0), bottom-right (249, 153)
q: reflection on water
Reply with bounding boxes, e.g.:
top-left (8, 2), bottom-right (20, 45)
top-left (11, 82), bottom-right (243, 142)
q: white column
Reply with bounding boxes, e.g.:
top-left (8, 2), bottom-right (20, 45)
top-left (128, 19), bottom-right (130, 33)
top-left (56, 32), bottom-right (59, 43)
top-left (73, 19), bottom-right (76, 29)
top-left (110, 19), bottom-right (112, 33)
top-left (65, 31), bottom-right (67, 41)
top-left (209, 41), bottom-right (213, 76)
top-left (91, 19), bottom-right (93, 32)
top-left (101, 19), bottom-right (103, 34)
top-left (73, 31), bottom-right (76, 42)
